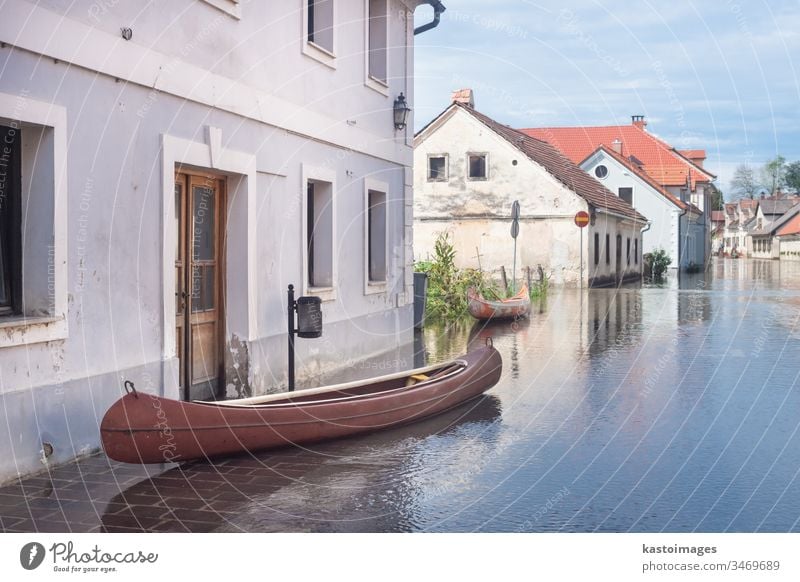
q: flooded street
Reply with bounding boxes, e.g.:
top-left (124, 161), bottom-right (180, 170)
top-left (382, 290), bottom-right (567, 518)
top-left (3, 258), bottom-right (800, 533)
top-left (220, 258), bottom-right (798, 532)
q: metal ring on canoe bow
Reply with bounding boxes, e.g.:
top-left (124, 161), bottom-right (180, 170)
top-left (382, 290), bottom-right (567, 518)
top-left (124, 380), bottom-right (138, 398)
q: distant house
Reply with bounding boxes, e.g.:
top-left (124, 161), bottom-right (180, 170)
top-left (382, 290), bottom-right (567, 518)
top-left (722, 199), bottom-right (757, 256)
top-left (579, 145), bottom-right (704, 270)
top-left (776, 213), bottom-right (800, 260)
top-left (711, 210), bottom-right (726, 254)
top-left (722, 196), bottom-right (800, 258)
top-left (414, 94), bottom-right (647, 287)
top-left (520, 116), bottom-right (717, 270)
top-left (749, 198), bottom-right (800, 259)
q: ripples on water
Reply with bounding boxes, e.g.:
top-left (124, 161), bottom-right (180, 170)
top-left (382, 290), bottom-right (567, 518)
top-left (111, 259), bottom-right (800, 532)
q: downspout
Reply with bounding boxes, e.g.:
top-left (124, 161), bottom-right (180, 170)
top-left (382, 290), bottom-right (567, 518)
top-left (677, 206), bottom-right (688, 272)
top-left (414, 1), bottom-right (446, 35)
top-left (640, 221), bottom-right (651, 280)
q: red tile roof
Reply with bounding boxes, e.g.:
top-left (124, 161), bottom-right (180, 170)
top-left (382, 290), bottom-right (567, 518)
top-left (777, 212), bottom-right (800, 237)
top-left (518, 123), bottom-right (715, 189)
top-left (679, 149), bottom-right (706, 160)
top-left (711, 210), bottom-right (725, 222)
top-left (447, 103), bottom-right (647, 222)
top-left (581, 145), bottom-right (689, 212)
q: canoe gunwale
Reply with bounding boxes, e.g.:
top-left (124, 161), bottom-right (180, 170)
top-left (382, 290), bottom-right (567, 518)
top-left (196, 362), bottom-right (468, 409)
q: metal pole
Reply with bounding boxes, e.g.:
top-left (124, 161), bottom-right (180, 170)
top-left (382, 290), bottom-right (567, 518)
top-left (580, 228), bottom-right (584, 290)
top-left (512, 237), bottom-right (517, 294)
top-left (287, 284), bottom-right (296, 392)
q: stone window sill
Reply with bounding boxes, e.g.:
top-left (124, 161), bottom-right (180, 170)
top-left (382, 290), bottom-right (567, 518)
top-left (0, 315), bottom-right (68, 348)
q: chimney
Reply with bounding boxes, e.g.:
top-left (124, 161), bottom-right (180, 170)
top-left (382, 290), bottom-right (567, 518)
top-left (631, 115), bottom-right (647, 130)
top-left (610, 139), bottom-right (623, 155)
top-left (451, 88), bottom-right (474, 108)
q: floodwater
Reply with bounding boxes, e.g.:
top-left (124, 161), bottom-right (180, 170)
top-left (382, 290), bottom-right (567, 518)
top-left (210, 258), bottom-right (800, 532)
top-left (5, 258), bottom-right (800, 533)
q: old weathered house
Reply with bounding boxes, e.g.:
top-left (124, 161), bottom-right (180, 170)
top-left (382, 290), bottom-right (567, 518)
top-left (0, 0), bottom-right (442, 481)
top-left (414, 94), bottom-right (647, 287)
top-left (521, 117), bottom-right (717, 270)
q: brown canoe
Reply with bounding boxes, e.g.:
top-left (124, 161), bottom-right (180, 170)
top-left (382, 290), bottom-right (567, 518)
top-left (467, 284), bottom-right (531, 320)
top-left (100, 345), bottom-right (502, 464)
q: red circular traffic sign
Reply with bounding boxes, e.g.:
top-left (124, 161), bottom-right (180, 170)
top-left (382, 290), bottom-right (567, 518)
top-left (574, 211), bottom-right (590, 228)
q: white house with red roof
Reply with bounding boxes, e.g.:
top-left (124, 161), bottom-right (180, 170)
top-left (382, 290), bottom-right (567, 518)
top-left (414, 93), bottom-right (647, 287)
top-left (519, 116), bottom-right (717, 270)
top-left (578, 145), bottom-right (705, 270)
top-left (776, 212), bottom-right (800, 260)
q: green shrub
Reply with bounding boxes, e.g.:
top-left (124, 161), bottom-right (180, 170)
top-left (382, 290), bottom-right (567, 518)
top-left (643, 248), bottom-right (672, 281)
top-left (415, 233), bottom-right (497, 322)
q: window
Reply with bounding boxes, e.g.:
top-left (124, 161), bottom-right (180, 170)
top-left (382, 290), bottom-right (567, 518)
top-left (618, 187), bottom-right (633, 205)
top-left (595, 165), bottom-right (608, 179)
top-left (626, 237), bottom-right (631, 265)
top-left (367, 188), bottom-right (387, 284)
top-left (305, 0), bottom-right (335, 65)
top-left (428, 155), bottom-right (447, 181)
top-left (306, 178), bottom-right (334, 289)
top-left (0, 124), bottom-right (21, 314)
top-left (594, 232), bottom-right (599, 265)
top-left (0, 93), bottom-right (68, 348)
top-left (367, 0), bottom-right (387, 85)
top-left (606, 233), bottom-right (610, 265)
top-left (634, 238), bottom-right (639, 264)
top-left (468, 153), bottom-right (487, 180)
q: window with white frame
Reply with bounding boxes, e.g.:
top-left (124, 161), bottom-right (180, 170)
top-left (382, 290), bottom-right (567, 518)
top-left (468, 153), bottom-right (488, 180)
top-left (618, 187), bottom-right (633, 205)
top-left (366, 187), bottom-right (387, 284)
top-left (0, 93), bottom-right (68, 347)
top-left (306, 178), bottom-right (334, 290)
top-left (307, 0), bottom-right (334, 54)
top-left (427, 155), bottom-right (447, 181)
top-left (367, 0), bottom-right (388, 84)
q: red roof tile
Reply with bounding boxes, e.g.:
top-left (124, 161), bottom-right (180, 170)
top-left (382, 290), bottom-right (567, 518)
top-left (711, 210), bottom-right (725, 222)
top-left (518, 123), bottom-right (714, 189)
top-left (777, 212), bottom-right (800, 237)
top-left (451, 104), bottom-right (646, 222)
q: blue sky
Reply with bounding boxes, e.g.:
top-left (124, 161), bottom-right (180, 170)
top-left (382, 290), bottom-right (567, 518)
top-left (413, 1), bottom-right (800, 196)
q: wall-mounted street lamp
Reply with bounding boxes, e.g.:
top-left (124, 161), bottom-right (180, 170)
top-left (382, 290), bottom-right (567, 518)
top-left (393, 93), bottom-right (411, 130)
top-left (287, 284), bottom-right (323, 392)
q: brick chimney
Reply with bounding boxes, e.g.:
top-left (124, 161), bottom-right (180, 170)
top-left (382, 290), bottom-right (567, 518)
top-left (631, 115), bottom-right (647, 130)
top-left (610, 139), bottom-right (623, 155)
top-left (451, 88), bottom-right (474, 108)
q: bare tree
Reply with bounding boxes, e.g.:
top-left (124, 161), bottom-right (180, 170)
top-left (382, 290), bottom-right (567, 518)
top-left (730, 163), bottom-right (758, 199)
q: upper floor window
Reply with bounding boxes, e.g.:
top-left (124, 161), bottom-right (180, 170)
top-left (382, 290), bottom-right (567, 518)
top-left (367, 0), bottom-right (388, 85)
top-left (618, 187), bottom-right (633, 205)
top-left (594, 165), bottom-right (608, 179)
top-left (304, 0), bottom-right (335, 66)
top-left (428, 155), bottom-right (448, 181)
top-left (468, 153), bottom-right (488, 180)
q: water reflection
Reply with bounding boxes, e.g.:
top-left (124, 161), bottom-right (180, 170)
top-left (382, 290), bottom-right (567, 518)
top-left (104, 259), bottom-right (800, 531)
top-left (100, 396), bottom-right (502, 532)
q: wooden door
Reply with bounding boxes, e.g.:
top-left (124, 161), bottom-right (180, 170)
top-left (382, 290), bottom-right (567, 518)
top-left (175, 172), bottom-right (225, 401)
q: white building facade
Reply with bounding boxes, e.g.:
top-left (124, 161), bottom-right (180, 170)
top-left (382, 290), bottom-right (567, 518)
top-left (0, 0), bottom-right (438, 482)
top-left (580, 147), bottom-right (704, 270)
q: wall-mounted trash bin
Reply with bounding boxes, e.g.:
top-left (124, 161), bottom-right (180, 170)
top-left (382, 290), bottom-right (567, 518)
top-left (413, 272), bottom-right (428, 329)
